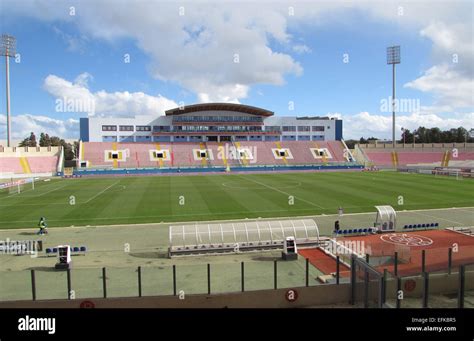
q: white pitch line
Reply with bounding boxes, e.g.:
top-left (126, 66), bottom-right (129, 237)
top-left (83, 180), bottom-right (120, 204)
top-left (32, 184), bottom-right (68, 197)
top-left (240, 175), bottom-right (325, 209)
top-left (2, 206), bottom-right (474, 232)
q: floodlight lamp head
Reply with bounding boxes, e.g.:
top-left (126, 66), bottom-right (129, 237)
top-left (0, 34), bottom-right (16, 57)
top-left (387, 45), bottom-right (400, 65)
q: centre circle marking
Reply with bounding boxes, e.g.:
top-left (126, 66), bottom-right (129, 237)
top-left (380, 233), bottom-right (433, 247)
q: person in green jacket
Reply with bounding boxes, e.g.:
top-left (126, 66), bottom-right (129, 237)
top-left (37, 217), bottom-right (48, 235)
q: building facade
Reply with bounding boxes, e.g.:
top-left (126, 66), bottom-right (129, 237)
top-left (80, 103), bottom-right (343, 143)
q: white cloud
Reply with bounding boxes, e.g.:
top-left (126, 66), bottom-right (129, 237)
top-left (340, 111), bottom-right (474, 140)
top-left (420, 21), bottom-right (474, 65)
top-left (3, 1), bottom-right (304, 103)
top-left (0, 114), bottom-right (79, 140)
top-left (52, 26), bottom-right (89, 53)
top-left (292, 44), bottom-right (312, 54)
top-left (404, 64), bottom-right (474, 110)
top-left (43, 73), bottom-right (178, 117)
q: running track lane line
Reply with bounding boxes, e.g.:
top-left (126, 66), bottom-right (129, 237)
top-left (83, 180), bottom-right (120, 204)
top-left (239, 175), bottom-right (325, 209)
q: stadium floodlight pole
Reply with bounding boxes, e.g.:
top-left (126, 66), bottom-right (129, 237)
top-left (1, 34), bottom-right (16, 148)
top-left (387, 45), bottom-right (400, 149)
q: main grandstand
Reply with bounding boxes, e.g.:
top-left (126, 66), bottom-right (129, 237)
top-left (74, 103), bottom-right (356, 174)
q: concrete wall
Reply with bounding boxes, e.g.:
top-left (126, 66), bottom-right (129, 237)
top-left (0, 284), bottom-right (351, 309)
top-left (0, 146), bottom-right (60, 156)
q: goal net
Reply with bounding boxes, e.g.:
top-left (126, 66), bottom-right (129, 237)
top-left (0, 178), bottom-right (35, 196)
top-left (433, 169), bottom-right (470, 180)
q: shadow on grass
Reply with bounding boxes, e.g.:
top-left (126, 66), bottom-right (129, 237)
top-left (26, 267), bottom-right (59, 272)
top-left (129, 252), bottom-right (168, 259)
top-left (251, 256), bottom-right (279, 262)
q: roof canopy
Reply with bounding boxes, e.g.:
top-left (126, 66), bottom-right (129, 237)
top-left (169, 219), bottom-right (319, 249)
top-left (165, 103), bottom-right (274, 117)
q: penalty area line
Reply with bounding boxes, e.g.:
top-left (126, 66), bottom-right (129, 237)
top-left (239, 175), bottom-right (325, 209)
top-left (83, 180), bottom-right (121, 204)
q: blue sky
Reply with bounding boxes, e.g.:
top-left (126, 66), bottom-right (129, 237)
top-left (0, 0), bottom-right (472, 140)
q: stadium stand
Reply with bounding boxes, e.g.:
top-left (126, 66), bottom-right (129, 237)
top-left (0, 157), bottom-right (23, 174)
top-left (0, 146), bottom-right (61, 176)
top-left (79, 140), bottom-right (351, 170)
top-left (360, 143), bottom-right (474, 168)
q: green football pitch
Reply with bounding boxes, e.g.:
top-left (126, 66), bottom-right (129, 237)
top-left (0, 171), bottom-right (472, 229)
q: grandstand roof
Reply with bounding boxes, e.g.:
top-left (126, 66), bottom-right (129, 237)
top-left (165, 103), bottom-right (274, 117)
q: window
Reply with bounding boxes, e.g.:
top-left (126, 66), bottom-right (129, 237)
top-left (102, 136), bottom-right (117, 142)
top-left (119, 125), bottom-right (134, 131)
top-left (298, 126), bottom-right (310, 132)
top-left (282, 126), bottom-right (296, 132)
top-left (265, 126), bottom-right (281, 132)
top-left (119, 136), bottom-right (134, 142)
top-left (153, 126), bottom-right (171, 132)
top-left (136, 125), bottom-right (151, 131)
top-left (136, 136), bottom-right (151, 142)
top-left (102, 125), bottom-right (117, 131)
top-left (312, 126), bottom-right (325, 132)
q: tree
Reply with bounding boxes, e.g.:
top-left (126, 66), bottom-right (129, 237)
top-left (401, 129), bottom-right (413, 143)
top-left (39, 133), bottom-right (52, 147)
top-left (344, 139), bottom-right (357, 149)
top-left (18, 132), bottom-right (37, 147)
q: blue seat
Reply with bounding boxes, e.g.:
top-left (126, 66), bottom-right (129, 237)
top-left (348, 229), bottom-right (353, 234)
top-left (338, 230), bottom-right (343, 235)
top-left (358, 229), bottom-right (363, 233)
top-left (80, 246), bottom-right (87, 252)
top-left (430, 223), bottom-right (435, 227)
top-left (435, 223), bottom-right (439, 227)
top-left (363, 228), bottom-right (368, 233)
top-left (45, 248), bottom-right (52, 254)
top-left (343, 230), bottom-right (348, 235)
top-left (52, 248), bottom-right (58, 253)
top-left (417, 224), bottom-right (422, 228)
top-left (421, 223), bottom-right (426, 228)
top-left (73, 247), bottom-right (80, 252)
top-left (403, 225), bottom-right (407, 229)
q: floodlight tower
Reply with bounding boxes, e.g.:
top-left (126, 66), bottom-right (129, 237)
top-left (1, 34), bottom-right (16, 147)
top-left (387, 45), bottom-right (400, 149)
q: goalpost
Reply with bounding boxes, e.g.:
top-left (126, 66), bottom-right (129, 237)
top-left (0, 178), bottom-right (36, 195)
top-left (433, 168), bottom-right (469, 180)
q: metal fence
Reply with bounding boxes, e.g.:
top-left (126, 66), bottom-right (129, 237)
top-left (350, 254), bottom-right (473, 309)
top-left (0, 259), bottom-right (326, 302)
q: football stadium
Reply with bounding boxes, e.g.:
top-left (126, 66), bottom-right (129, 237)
top-left (0, 101), bottom-right (473, 310)
top-left (0, 3), bottom-right (474, 338)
